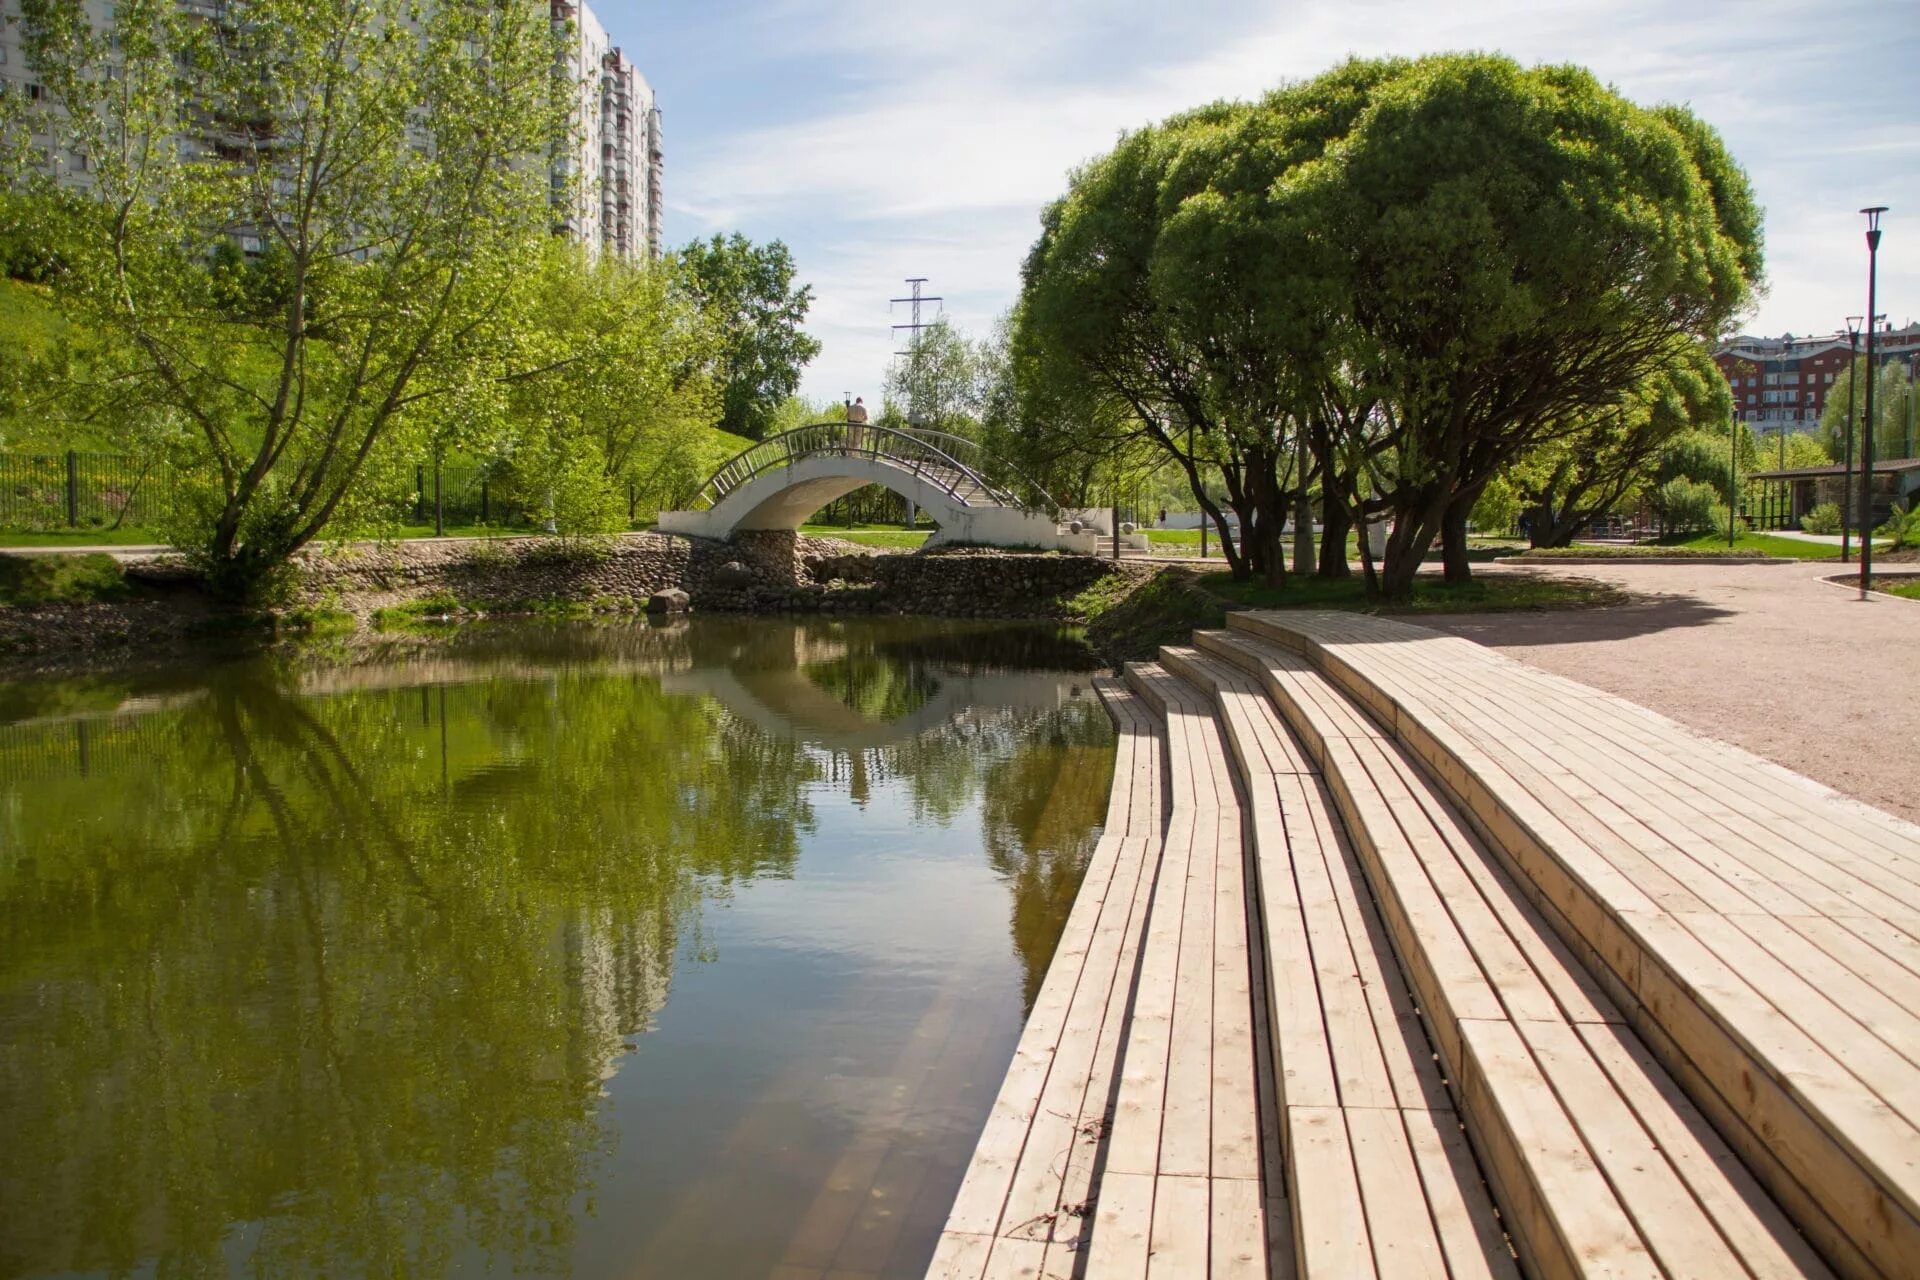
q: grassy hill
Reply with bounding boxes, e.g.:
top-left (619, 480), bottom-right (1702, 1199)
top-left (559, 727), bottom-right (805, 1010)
top-left (0, 277), bottom-right (758, 538)
top-left (0, 279), bottom-right (73, 449)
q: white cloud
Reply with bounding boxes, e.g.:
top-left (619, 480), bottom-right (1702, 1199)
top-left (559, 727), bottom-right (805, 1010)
top-left (659, 0), bottom-right (1920, 401)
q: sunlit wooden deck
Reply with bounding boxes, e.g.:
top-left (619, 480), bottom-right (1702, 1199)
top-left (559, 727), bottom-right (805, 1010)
top-left (932, 609), bottom-right (1920, 1278)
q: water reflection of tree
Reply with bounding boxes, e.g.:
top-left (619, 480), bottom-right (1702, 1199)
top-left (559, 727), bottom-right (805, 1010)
top-left (818, 696), bottom-right (1115, 1009)
top-left (981, 705), bottom-right (1115, 1008)
top-left (0, 665), bottom-right (814, 1279)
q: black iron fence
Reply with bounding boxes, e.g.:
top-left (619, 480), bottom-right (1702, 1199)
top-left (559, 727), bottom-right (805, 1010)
top-left (0, 451), bottom-right (176, 532)
top-left (1, 452), bottom-right (672, 535)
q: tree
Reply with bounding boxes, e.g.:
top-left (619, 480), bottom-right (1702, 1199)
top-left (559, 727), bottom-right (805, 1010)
top-left (1301, 58), bottom-right (1762, 594)
top-left (8, 0), bottom-right (570, 598)
top-left (1010, 102), bottom-right (1316, 584)
top-left (1514, 345), bottom-right (1731, 547)
top-left (674, 233), bottom-right (822, 440)
top-left (1820, 360), bottom-right (1916, 464)
top-left (885, 315), bottom-right (985, 436)
top-left (495, 243), bottom-right (719, 533)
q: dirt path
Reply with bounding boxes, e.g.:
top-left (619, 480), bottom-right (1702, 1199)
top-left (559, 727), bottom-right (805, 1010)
top-left (1419, 560), bottom-right (1920, 822)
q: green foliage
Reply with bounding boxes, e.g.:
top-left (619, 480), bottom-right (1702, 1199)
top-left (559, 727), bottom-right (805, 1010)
top-left (485, 243), bottom-right (721, 534)
top-left (7, 0), bottom-right (572, 599)
top-left (1820, 361), bottom-right (1917, 463)
top-left (1470, 473), bottom-right (1521, 535)
top-left (1651, 477), bottom-right (1724, 532)
top-left (1801, 501), bottom-right (1843, 535)
top-left (0, 551), bottom-right (131, 606)
top-left (674, 233), bottom-right (822, 439)
top-left (885, 316), bottom-right (988, 436)
top-left (1512, 345), bottom-right (1732, 547)
top-left (1010, 52), bottom-right (1762, 597)
top-left (1879, 500), bottom-right (1920, 550)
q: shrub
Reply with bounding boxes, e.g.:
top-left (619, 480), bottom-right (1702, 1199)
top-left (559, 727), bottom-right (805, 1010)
top-left (1800, 502), bottom-right (1842, 536)
top-left (1651, 478), bottom-right (1722, 532)
top-left (1878, 500), bottom-right (1920, 550)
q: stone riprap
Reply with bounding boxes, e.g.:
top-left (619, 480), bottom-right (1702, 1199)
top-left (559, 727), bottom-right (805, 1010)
top-left (297, 530), bottom-right (1125, 621)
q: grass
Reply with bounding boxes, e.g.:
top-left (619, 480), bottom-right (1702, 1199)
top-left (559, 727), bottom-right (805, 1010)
top-left (0, 552), bottom-right (137, 606)
top-left (1880, 581), bottom-right (1920, 601)
top-left (1201, 570), bottom-right (1625, 613)
top-left (1517, 532), bottom-right (1866, 562)
top-left (799, 523), bottom-right (932, 549)
top-left (0, 527), bottom-right (169, 547)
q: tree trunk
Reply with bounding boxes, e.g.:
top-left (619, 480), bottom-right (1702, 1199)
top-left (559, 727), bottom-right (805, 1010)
top-left (1317, 500), bottom-right (1351, 578)
top-left (1441, 489), bottom-right (1476, 585)
top-left (1292, 434), bottom-right (1314, 574)
top-left (1379, 496), bottom-right (1447, 600)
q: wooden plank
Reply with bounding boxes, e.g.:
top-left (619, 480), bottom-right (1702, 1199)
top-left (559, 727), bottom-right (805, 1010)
top-left (926, 1231), bottom-right (994, 1280)
top-left (1623, 907), bottom-right (1920, 1275)
top-left (1401, 1109), bottom-right (1521, 1280)
top-left (1285, 1105), bottom-right (1377, 1278)
top-left (1345, 1106), bottom-right (1450, 1277)
top-left (1083, 1169), bottom-right (1155, 1276)
top-left (1147, 1175), bottom-right (1211, 1279)
top-left (1210, 1176), bottom-right (1268, 1280)
top-left (1512, 1017), bottom-right (1744, 1278)
top-left (1576, 1020), bottom-right (1836, 1280)
top-left (1677, 910), bottom-right (1920, 1129)
top-left (1455, 1017), bottom-right (1661, 1280)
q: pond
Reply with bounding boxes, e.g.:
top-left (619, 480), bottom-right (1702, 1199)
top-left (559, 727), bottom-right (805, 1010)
top-left (0, 617), bottom-right (1115, 1279)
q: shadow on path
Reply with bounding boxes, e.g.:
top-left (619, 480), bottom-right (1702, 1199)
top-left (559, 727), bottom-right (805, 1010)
top-left (1409, 589), bottom-right (1734, 648)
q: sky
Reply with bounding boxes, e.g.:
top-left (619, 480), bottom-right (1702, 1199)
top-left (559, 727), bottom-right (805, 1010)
top-left (596, 0), bottom-right (1920, 404)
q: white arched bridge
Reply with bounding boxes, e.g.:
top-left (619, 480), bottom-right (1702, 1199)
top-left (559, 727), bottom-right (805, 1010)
top-left (657, 423), bottom-right (1074, 549)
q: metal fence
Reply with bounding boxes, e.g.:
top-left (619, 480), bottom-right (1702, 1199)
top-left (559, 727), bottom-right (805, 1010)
top-left (0, 452), bottom-right (176, 532)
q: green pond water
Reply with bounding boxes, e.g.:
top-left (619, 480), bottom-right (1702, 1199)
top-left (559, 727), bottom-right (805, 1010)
top-left (0, 617), bottom-right (1115, 1279)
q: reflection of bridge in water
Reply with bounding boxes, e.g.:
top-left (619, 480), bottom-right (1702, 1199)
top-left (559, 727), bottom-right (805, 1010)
top-left (657, 423), bottom-right (1075, 550)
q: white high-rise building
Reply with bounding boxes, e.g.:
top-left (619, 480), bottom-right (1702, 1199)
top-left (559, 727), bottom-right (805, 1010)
top-left (550, 0), bottom-right (664, 261)
top-left (0, 0), bottom-right (664, 261)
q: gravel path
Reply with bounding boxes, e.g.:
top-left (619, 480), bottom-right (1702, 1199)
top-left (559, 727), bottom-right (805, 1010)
top-left (1419, 560), bottom-right (1920, 822)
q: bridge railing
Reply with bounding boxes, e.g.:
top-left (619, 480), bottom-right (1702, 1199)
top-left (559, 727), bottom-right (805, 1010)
top-left (686, 423), bottom-right (1057, 515)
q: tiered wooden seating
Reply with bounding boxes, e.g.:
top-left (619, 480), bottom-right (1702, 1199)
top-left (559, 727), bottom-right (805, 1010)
top-left (1102, 660), bottom-right (1267, 1278)
top-left (932, 678), bottom-right (1169, 1278)
top-left (1230, 608), bottom-right (1920, 1278)
top-left (1156, 644), bottom-right (1519, 1279)
top-left (1194, 627), bottom-right (1835, 1280)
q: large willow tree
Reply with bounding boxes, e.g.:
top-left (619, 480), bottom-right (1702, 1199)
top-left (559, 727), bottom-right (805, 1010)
top-left (6, 0), bottom-right (569, 597)
top-left (1012, 54), bottom-right (1762, 596)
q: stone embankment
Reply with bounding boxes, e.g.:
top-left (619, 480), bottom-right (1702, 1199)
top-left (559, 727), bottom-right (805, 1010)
top-left (0, 532), bottom-right (1150, 664)
top-left (299, 530), bottom-right (1128, 620)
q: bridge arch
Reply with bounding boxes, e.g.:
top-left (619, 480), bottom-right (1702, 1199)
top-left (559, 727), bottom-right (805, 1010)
top-left (656, 423), bottom-right (1067, 549)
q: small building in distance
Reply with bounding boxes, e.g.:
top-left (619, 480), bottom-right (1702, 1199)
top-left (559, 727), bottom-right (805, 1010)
top-left (1748, 457), bottom-right (1920, 530)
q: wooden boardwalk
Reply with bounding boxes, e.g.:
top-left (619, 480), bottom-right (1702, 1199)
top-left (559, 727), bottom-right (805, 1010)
top-left (933, 610), bottom-right (1920, 1278)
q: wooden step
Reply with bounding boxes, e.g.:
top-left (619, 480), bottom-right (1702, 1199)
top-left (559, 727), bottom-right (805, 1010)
top-left (1222, 610), bottom-right (1920, 1279)
top-left (932, 678), bottom-right (1169, 1277)
top-left (1106, 660), bottom-right (1271, 1278)
top-left (1194, 629), bottom-right (1835, 1280)
top-left (1159, 645), bottom-right (1520, 1279)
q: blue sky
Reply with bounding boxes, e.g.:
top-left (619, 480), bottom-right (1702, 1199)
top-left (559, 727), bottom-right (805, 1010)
top-left (596, 0), bottom-right (1920, 402)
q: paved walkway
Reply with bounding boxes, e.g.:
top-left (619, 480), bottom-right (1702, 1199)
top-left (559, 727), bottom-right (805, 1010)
top-left (1423, 559), bottom-right (1920, 823)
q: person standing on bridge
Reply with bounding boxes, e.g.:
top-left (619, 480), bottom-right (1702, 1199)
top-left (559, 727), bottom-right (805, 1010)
top-left (846, 396), bottom-right (870, 454)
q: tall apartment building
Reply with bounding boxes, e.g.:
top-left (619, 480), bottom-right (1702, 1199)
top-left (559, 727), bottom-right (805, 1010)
top-left (0, 0), bottom-right (663, 262)
top-left (1714, 321), bottom-right (1920, 434)
top-left (550, 0), bottom-right (664, 261)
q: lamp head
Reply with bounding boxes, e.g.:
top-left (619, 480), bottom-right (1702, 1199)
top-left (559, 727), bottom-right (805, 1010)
top-left (1846, 315), bottom-right (1863, 340)
top-left (1863, 206), bottom-right (1888, 251)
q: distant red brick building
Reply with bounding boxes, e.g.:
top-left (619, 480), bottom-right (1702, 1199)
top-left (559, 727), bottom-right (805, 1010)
top-left (1715, 321), bottom-right (1920, 435)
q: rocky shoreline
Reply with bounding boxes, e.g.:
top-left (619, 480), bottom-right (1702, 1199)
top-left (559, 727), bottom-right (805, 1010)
top-left (0, 531), bottom-right (1154, 670)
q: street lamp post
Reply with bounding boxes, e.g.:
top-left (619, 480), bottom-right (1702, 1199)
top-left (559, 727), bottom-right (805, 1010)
top-left (1843, 317), bottom-right (1861, 562)
top-left (1860, 207), bottom-right (1887, 595)
top-left (1727, 415), bottom-right (1738, 547)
